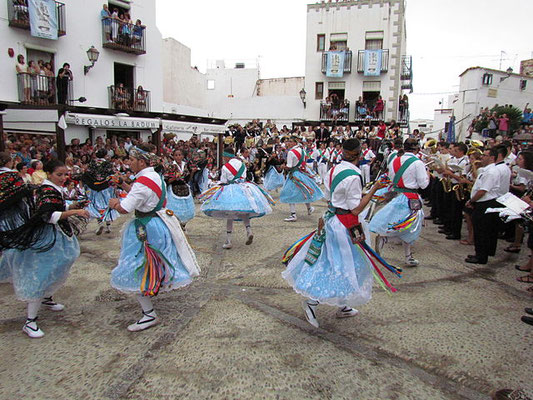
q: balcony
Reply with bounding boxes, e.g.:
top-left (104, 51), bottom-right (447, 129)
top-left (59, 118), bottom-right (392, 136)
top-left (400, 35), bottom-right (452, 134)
top-left (320, 100), bottom-right (350, 122)
top-left (17, 72), bottom-right (72, 105)
top-left (354, 100), bottom-right (386, 122)
top-left (401, 55), bottom-right (413, 91)
top-left (102, 18), bottom-right (146, 55)
top-left (356, 50), bottom-right (389, 74)
top-left (7, 0), bottom-right (66, 36)
top-left (321, 50), bottom-right (353, 74)
top-left (108, 86), bottom-right (151, 112)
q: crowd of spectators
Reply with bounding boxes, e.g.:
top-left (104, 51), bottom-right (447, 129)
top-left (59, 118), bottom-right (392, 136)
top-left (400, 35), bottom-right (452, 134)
top-left (101, 4), bottom-right (145, 50)
top-left (467, 103), bottom-right (532, 139)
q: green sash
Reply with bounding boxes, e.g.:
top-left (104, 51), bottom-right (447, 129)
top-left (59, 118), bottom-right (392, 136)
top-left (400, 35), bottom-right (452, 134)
top-left (392, 156), bottom-right (418, 188)
top-left (330, 169), bottom-right (361, 194)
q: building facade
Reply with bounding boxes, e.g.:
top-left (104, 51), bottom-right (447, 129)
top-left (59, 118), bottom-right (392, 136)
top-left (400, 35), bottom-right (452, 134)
top-left (304, 0), bottom-right (412, 125)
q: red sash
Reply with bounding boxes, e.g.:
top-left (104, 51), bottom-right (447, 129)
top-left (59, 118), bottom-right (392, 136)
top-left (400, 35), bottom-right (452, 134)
top-left (136, 176), bottom-right (167, 207)
top-left (392, 157), bottom-right (419, 200)
top-left (224, 161), bottom-right (238, 176)
top-left (328, 166), bottom-right (360, 229)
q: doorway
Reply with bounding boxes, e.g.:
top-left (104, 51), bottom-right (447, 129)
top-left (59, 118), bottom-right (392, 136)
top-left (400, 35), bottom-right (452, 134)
top-left (114, 63), bottom-right (134, 89)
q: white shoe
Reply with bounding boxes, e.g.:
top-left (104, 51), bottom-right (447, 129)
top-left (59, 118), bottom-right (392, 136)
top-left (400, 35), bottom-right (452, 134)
top-left (307, 206), bottom-right (315, 215)
top-left (405, 255), bottom-right (419, 267)
top-left (41, 297), bottom-right (64, 311)
top-left (95, 224), bottom-right (104, 235)
top-left (222, 241), bottom-right (232, 249)
top-left (23, 318), bottom-right (44, 338)
top-left (284, 215), bottom-right (297, 222)
top-left (245, 234), bottom-right (254, 245)
top-left (302, 300), bottom-right (319, 328)
top-left (127, 310), bottom-right (159, 332)
top-left (336, 306), bottom-right (359, 318)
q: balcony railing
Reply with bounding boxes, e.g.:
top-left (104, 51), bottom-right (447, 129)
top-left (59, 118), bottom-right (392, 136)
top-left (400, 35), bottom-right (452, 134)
top-left (7, 0), bottom-right (66, 36)
top-left (17, 72), bottom-right (72, 105)
top-left (401, 55), bottom-right (413, 91)
top-left (357, 50), bottom-right (389, 74)
top-left (354, 100), bottom-right (386, 121)
top-left (108, 86), bottom-right (151, 112)
top-left (321, 50), bottom-right (353, 74)
top-left (102, 18), bottom-right (146, 55)
top-left (320, 100), bottom-right (350, 122)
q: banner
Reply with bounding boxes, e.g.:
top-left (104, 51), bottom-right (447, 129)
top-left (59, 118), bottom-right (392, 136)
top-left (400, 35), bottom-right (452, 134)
top-left (29, 0), bottom-right (58, 40)
top-left (325, 51), bottom-right (345, 78)
top-left (364, 50), bottom-right (382, 76)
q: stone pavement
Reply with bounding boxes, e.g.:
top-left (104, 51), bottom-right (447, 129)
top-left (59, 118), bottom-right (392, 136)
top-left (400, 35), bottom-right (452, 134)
top-left (0, 194), bottom-right (531, 400)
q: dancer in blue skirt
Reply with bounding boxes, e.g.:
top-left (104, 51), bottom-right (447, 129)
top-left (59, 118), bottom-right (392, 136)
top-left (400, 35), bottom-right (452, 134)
top-left (282, 139), bottom-right (395, 328)
top-left (200, 148), bottom-right (273, 250)
top-left (109, 144), bottom-right (200, 332)
top-left (165, 150), bottom-right (195, 229)
top-left (369, 139), bottom-right (430, 266)
top-left (1, 159), bottom-right (89, 338)
top-left (81, 149), bottom-right (118, 235)
top-left (280, 136), bottom-right (324, 222)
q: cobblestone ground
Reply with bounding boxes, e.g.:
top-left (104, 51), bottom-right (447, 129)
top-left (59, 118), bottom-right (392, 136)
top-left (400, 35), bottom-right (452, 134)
top-left (0, 193), bottom-right (531, 400)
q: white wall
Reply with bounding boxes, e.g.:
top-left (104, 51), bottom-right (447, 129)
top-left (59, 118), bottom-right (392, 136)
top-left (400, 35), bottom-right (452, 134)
top-left (0, 0), bottom-right (163, 111)
top-left (304, 0), bottom-right (407, 122)
top-left (257, 77), bottom-right (305, 97)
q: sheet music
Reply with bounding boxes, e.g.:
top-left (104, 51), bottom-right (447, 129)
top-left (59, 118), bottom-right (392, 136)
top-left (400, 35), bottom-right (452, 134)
top-left (496, 192), bottom-right (530, 214)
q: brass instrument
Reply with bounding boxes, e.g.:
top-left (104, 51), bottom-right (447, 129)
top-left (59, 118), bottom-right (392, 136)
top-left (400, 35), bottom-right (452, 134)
top-left (424, 138), bottom-right (438, 154)
top-left (452, 182), bottom-right (465, 201)
top-left (440, 160), bottom-right (452, 193)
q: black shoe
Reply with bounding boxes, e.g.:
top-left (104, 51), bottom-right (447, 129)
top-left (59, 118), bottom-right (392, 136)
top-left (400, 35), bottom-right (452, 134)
top-left (521, 315), bottom-right (533, 326)
top-left (424, 216), bottom-right (435, 220)
top-left (525, 308), bottom-right (533, 316)
top-left (446, 235), bottom-right (460, 240)
top-left (433, 219), bottom-right (444, 225)
top-left (465, 256), bottom-right (487, 264)
top-left (438, 229), bottom-right (450, 234)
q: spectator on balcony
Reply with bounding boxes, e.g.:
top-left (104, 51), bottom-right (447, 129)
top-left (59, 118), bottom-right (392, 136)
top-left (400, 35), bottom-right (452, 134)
top-left (44, 62), bottom-right (55, 104)
top-left (113, 83), bottom-right (130, 110)
top-left (56, 63), bottom-right (72, 105)
top-left (134, 85), bottom-right (147, 111)
top-left (16, 54), bottom-right (31, 104)
top-left (373, 95), bottom-right (384, 119)
top-left (101, 4), bottom-right (112, 42)
top-left (357, 101), bottom-right (368, 119)
top-left (400, 94), bottom-right (409, 120)
top-left (339, 99), bottom-right (349, 121)
top-left (132, 20), bottom-right (144, 49)
top-left (27, 60), bottom-right (39, 104)
top-left (13, 0), bottom-right (29, 23)
top-left (120, 13), bottom-right (133, 47)
top-left (110, 8), bottom-right (119, 42)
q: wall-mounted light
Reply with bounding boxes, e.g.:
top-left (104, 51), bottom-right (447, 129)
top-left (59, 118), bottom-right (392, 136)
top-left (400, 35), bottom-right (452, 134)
top-left (84, 46), bottom-right (100, 75)
top-left (500, 67), bottom-right (514, 82)
top-left (299, 88), bottom-right (306, 108)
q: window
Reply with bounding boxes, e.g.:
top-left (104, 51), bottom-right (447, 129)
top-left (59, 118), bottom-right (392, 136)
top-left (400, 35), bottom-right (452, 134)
top-left (365, 39), bottom-right (383, 50)
top-left (482, 73), bottom-right (493, 85)
top-left (207, 80), bottom-right (215, 90)
top-left (317, 34), bottom-right (325, 52)
top-left (315, 82), bottom-right (324, 99)
top-left (330, 33), bottom-right (348, 51)
top-left (520, 80), bottom-right (527, 90)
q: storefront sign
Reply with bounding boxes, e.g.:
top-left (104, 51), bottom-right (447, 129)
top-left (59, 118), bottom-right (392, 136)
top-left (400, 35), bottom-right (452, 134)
top-left (65, 113), bottom-right (159, 129)
top-left (364, 50), bottom-right (382, 77)
top-left (29, 0), bottom-right (58, 40)
top-left (162, 121), bottom-right (225, 135)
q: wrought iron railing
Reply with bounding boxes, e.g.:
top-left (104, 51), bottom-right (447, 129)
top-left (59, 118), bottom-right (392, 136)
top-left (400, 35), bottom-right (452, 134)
top-left (17, 72), bottom-right (72, 105)
top-left (356, 49), bottom-right (389, 73)
top-left (320, 100), bottom-right (350, 122)
top-left (108, 86), bottom-right (151, 112)
top-left (354, 100), bottom-right (386, 121)
top-left (102, 18), bottom-right (146, 55)
top-left (7, 0), bottom-right (66, 36)
top-left (321, 50), bottom-right (353, 74)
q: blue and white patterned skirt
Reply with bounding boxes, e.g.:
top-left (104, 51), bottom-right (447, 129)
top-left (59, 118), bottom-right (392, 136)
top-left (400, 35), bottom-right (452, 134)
top-left (166, 185), bottom-right (195, 224)
top-left (85, 186), bottom-right (119, 222)
top-left (263, 167), bottom-right (285, 191)
top-left (279, 170), bottom-right (324, 204)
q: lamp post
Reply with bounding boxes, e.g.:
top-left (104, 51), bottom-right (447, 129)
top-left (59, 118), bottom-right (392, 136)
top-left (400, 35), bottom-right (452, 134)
top-left (84, 46), bottom-right (100, 75)
top-left (299, 88), bottom-right (306, 108)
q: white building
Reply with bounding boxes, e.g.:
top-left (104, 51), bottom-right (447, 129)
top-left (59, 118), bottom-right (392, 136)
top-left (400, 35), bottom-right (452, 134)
top-left (452, 66), bottom-right (533, 139)
top-left (304, 0), bottom-right (412, 124)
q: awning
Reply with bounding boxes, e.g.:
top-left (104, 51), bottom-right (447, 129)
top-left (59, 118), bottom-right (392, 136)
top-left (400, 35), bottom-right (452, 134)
top-left (64, 113), bottom-right (159, 130)
top-left (161, 120), bottom-right (226, 136)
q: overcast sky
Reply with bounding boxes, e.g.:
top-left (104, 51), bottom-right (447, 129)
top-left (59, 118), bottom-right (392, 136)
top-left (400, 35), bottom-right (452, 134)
top-left (156, 0), bottom-right (532, 120)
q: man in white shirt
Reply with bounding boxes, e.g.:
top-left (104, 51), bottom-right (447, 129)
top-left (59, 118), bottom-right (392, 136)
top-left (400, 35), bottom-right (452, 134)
top-left (465, 146), bottom-right (508, 264)
top-left (359, 141), bottom-right (376, 185)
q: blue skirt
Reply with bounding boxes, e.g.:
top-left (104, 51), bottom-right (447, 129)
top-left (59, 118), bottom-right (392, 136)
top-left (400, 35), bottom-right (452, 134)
top-left (282, 217), bottom-right (373, 307)
top-left (0, 226), bottom-right (80, 302)
top-left (86, 186), bottom-right (119, 222)
top-left (166, 185), bottom-right (195, 224)
top-left (201, 182), bottom-right (272, 220)
top-left (368, 194), bottom-right (424, 244)
top-left (280, 170), bottom-right (324, 204)
top-left (111, 217), bottom-right (193, 294)
top-left (263, 167), bottom-right (285, 191)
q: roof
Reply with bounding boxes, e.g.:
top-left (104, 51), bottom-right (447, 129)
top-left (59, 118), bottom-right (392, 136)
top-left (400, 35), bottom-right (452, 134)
top-left (459, 66), bottom-right (532, 79)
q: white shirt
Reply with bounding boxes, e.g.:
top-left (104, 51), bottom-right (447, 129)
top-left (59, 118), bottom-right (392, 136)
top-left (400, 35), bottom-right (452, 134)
top-left (471, 163), bottom-right (500, 202)
top-left (447, 155), bottom-right (469, 183)
top-left (362, 149), bottom-right (376, 161)
top-left (504, 152), bottom-right (517, 166)
top-left (42, 179), bottom-right (65, 224)
top-left (493, 161), bottom-right (511, 196)
top-left (388, 152), bottom-right (429, 190)
top-left (120, 167), bottom-right (164, 213)
top-left (324, 161), bottom-right (363, 210)
top-left (220, 158), bottom-right (246, 184)
top-left (286, 146), bottom-right (304, 169)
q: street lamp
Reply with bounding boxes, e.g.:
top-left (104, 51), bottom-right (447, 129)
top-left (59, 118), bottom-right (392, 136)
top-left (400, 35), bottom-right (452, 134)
top-left (299, 88), bottom-right (306, 108)
top-left (84, 46), bottom-right (100, 75)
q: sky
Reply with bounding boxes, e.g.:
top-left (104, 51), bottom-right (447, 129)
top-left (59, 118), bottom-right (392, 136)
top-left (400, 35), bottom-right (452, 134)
top-left (156, 0), bottom-right (532, 120)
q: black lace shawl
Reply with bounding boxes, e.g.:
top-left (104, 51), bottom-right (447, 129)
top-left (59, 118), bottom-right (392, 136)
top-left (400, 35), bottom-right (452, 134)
top-left (81, 159), bottom-right (114, 191)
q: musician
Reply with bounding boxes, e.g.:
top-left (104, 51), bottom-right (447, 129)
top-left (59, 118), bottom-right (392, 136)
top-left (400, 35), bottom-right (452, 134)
top-left (429, 142), bottom-right (451, 226)
top-left (465, 146), bottom-right (510, 264)
top-left (441, 143), bottom-right (469, 240)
